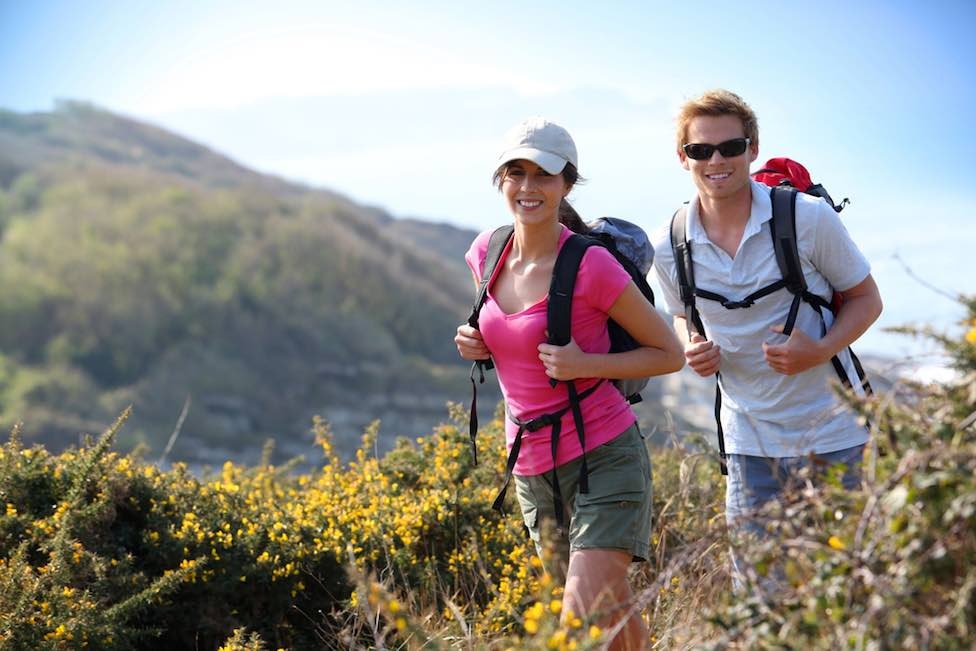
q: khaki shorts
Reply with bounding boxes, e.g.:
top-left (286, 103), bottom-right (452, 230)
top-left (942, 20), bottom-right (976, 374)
top-left (513, 423), bottom-right (653, 564)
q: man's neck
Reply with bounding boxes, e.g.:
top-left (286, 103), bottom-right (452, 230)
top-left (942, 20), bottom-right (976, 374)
top-left (697, 184), bottom-right (753, 258)
top-left (698, 183), bottom-right (753, 233)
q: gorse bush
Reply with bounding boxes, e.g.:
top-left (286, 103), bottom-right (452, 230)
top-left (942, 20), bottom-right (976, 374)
top-left (0, 296), bottom-right (974, 649)
top-left (0, 404), bottom-right (538, 649)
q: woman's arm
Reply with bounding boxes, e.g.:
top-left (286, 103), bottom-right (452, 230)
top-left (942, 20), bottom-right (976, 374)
top-left (537, 281), bottom-right (684, 381)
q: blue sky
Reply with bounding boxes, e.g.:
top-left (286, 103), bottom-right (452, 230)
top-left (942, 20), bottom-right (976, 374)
top-left (1, 0), bottom-right (973, 363)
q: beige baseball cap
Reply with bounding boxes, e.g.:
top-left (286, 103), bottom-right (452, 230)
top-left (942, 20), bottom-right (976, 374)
top-left (495, 117), bottom-right (578, 175)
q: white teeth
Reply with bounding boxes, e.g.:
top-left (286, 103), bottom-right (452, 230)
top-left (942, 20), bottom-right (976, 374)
top-left (707, 172), bottom-right (731, 180)
top-left (519, 200), bottom-right (542, 207)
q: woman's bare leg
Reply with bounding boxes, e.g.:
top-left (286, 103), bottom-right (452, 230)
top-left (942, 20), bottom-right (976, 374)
top-left (562, 548), bottom-right (647, 650)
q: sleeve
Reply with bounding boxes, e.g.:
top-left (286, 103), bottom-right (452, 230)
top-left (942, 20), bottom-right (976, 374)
top-left (809, 200), bottom-right (871, 291)
top-left (464, 229), bottom-right (494, 282)
top-left (575, 244), bottom-right (633, 313)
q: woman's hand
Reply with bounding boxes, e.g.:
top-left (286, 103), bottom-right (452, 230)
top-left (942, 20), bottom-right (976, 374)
top-left (537, 337), bottom-right (588, 381)
top-left (455, 324), bottom-right (491, 361)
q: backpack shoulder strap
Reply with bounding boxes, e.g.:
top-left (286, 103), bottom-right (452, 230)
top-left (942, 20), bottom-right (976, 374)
top-left (669, 205), bottom-right (706, 337)
top-left (669, 205), bottom-right (727, 475)
top-left (468, 225), bottom-right (515, 329)
top-left (544, 233), bottom-right (601, 497)
top-left (769, 186), bottom-right (804, 293)
top-left (547, 233), bottom-right (596, 347)
top-left (769, 186), bottom-right (807, 336)
top-left (465, 224), bottom-right (514, 467)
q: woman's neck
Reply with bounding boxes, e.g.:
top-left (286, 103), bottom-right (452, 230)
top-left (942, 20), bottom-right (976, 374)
top-left (512, 220), bottom-right (562, 261)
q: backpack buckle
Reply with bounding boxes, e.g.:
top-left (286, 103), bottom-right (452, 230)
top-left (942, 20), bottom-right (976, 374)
top-left (721, 298), bottom-right (754, 309)
top-left (525, 414), bottom-right (558, 432)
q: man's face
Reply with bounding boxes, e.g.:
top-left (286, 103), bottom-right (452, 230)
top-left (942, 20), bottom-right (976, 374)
top-left (679, 114), bottom-right (758, 203)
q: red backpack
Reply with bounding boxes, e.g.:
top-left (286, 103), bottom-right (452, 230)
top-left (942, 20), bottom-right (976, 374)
top-left (752, 157), bottom-right (849, 213)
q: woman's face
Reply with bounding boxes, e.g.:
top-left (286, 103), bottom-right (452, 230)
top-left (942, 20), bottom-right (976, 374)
top-left (500, 160), bottom-right (570, 226)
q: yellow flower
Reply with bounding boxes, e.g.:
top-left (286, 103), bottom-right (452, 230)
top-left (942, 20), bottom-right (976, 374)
top-left (524, 619), bottom-right (539, 634)
top-left (827, 535), bottom-right (846, 550)
top-left (966, 323), bottom-right (976, 345)
top-left (547, 630), bottom-right (567, 648)
top-left (549, 599), bottom-right (562, 615)
top-left (589, 625), bottom-right (602, 640)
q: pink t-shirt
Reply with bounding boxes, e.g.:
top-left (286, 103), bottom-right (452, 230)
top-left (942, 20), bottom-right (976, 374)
top-left (465, 225), bottom-right (637, 476)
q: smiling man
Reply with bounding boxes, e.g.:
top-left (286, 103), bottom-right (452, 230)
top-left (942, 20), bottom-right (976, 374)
top-left (651, 89), bottom-right (883, 589)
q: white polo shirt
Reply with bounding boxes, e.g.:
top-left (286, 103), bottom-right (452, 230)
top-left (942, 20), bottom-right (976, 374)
top-left (652, 181), bottom-right (871, 457)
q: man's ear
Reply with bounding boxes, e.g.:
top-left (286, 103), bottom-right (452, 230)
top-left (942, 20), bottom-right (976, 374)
top-left (678, 147), bottom-right (690, 171)
top-left (748, 140), bottom-right (759, 164)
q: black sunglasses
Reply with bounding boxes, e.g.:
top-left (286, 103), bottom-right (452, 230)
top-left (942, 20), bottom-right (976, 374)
top-left (682, 137), bottom-right (751, 161)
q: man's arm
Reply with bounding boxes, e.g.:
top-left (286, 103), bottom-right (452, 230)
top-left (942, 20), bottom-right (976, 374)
top-left (762, 273), bottom-right (882, 375)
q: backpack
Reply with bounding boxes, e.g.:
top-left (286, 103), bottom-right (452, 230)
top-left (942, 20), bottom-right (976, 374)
top-left (466, 217), bottom-right (655, 524)
top-left (753, 157), bottom-right (850, 213)
top-left (669, 158), bottom-right (871, 475)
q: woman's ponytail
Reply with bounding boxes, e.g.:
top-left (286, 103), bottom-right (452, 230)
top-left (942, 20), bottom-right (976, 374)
top-left (558, 199), bottom-right (588, 234)
top-left (558, 163), bottom-right (587, 233)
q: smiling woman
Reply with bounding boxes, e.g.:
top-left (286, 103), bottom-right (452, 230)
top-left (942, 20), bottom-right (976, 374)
top-left (453, 117), bottom-right (684, 650)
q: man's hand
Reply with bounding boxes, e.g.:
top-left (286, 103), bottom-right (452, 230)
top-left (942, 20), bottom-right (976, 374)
top-left (455, 324), bottom-right (491, 361)
top-left (684, 333), bottom-right (721, 377)
top-left (761, 325), bottom-right (827, 375)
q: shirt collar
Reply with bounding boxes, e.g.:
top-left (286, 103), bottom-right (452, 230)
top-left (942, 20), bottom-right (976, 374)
top-left (685, 180), bottom-right (773, 244)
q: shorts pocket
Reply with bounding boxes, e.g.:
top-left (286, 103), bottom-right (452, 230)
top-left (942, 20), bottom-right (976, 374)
top-left (514, 477), bottom-right (540, 531)
top-left (576, 430), bottom-right (647, 508)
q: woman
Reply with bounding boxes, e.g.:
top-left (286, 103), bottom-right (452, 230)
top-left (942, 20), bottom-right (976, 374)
top-left (455, 117), bottom-right (684, 649)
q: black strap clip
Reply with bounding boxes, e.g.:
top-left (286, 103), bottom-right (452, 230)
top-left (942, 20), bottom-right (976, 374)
top-left (525, 414), bottom-right (558, 432)
top-left (721, 298), bottom-right (755, 309)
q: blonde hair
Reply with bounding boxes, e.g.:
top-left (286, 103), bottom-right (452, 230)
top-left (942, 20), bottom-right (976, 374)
top-left (676, 89), bottom-right (759, 150)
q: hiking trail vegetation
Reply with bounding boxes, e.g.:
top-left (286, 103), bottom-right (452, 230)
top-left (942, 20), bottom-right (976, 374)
top-left (0, 296), bottom-right (973, 649)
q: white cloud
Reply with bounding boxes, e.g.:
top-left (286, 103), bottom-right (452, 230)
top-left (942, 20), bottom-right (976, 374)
top-left (132, 25), bottom-right (561, 114)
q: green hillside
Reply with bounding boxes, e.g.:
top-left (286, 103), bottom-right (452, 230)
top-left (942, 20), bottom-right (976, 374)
top-left (0, 101), bottom-right (488, 465)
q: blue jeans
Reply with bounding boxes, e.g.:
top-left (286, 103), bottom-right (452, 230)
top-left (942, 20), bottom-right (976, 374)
top-left (725, 444), bottom-right (865, 590)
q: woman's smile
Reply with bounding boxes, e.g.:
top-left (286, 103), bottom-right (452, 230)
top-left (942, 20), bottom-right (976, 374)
top-left (501, 160), bottom-right (569, 223)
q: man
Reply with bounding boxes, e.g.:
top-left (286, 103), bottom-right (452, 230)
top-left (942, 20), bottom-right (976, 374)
top-left (651, 89), bottom-right (882, 585)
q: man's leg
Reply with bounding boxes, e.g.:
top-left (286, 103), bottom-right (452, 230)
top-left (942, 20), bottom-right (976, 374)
top-left (725, 454), bottom-right (788, 591)
top-left (725, 446), bottom-right (866, 591)
top-left (802, 444), bottom-right (865, 490)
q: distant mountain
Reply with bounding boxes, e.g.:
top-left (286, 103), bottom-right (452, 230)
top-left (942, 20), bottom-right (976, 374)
top-left (0, 100), bottom-right (303, 195)
top-left (0, 101), bottom-right (493, 465)
top-left (388, 217), bottom-right (481, 279)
